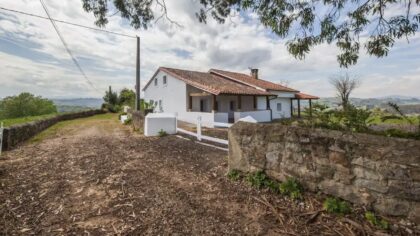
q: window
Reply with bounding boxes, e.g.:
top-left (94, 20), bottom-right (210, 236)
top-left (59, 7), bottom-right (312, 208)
top-left (277, 103), bottom-right (282, 111)
top-left (159, 100), bottom-right (162, 111)
top-left (163, 76), bottom-right (167, 85)
top-left (154, 78), bottom-right (158, 86)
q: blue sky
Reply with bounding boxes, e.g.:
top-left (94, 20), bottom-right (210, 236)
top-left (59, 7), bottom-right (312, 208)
top-left (0, 0), bottom-right (419, 99)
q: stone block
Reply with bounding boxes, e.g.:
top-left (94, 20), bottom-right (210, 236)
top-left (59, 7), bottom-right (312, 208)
top-left (353, 167), bottom-right (383, 181)
top-left (265, 151), bottom-right (280, 170)
top-left (329, 146), bottom-right (350, 164)
top-left (354, 179), bottom-right (388, 193)
top-left (374, 198), bottom-right (410, 216)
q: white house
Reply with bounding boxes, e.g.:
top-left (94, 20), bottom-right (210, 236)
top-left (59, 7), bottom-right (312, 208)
top-left (143, 67), bottom-right (318, 127)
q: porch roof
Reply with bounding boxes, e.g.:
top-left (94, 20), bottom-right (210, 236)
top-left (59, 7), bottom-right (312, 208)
top-left (294, 92), bottom-right (319, 100)
top-left (158, 67), bottom-right (273, 96)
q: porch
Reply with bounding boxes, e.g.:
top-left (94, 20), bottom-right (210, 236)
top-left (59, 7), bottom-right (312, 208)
top-left (185, 87), bottom-right (272, 125)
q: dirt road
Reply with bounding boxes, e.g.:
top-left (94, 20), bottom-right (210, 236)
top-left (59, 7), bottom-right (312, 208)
top-left (0, 114), bottom-right (416, 235)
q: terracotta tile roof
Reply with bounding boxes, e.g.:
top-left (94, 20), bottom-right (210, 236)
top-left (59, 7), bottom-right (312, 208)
top-left (209, 69), bottom-right (299, 92)
top-left (295, 92), bottom-right (319, 99)
top-left (144, 67), bottom-right (273, 96)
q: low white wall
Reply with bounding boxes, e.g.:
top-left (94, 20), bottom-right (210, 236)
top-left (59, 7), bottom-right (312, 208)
top-left (177, 111), bottom-right (216, 128)
top-left (144, 114), bottom-right (177, 136)
top-left (234, 110), bottom-right (271, 123)
top-left (214, 112), bottom-right (228, 123)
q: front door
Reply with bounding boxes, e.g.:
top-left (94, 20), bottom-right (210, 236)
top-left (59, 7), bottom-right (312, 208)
top-left (228, 101), bottom-right (235, 123)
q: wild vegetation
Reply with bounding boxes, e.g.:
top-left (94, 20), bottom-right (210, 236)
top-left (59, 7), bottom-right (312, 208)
top-left (0, 93), bottom-right (57, 120)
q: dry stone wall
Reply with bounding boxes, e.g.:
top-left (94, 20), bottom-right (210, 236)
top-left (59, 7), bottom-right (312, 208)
top-left (1, 110), bottom-right (105, 151)
top-left (229, 122), bottom-right (420, 223)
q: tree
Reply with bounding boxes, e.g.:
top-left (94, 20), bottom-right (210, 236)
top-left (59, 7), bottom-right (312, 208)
top-left (0, 93), bottom-right (57, 119)
top-left (330, 73), bottom-right (360, 109)
top-left (103, 86), bottom-right (119, 106)
top-left (118, 88), bottom-right (136, 108)
top-left (82, 0), bottom-right (420, 67)
top-left (103, 86), bottom-right (119, 112)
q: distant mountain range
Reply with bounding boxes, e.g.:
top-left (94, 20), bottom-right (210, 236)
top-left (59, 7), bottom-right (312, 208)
top-left (318, 96), bottom-right (420, 114)
top-left (52, 98), bottom-right (103, 108)
top-left (52, 98), bottom-right (103, 113)
top-left (319, 96), bottom-right (420, 107)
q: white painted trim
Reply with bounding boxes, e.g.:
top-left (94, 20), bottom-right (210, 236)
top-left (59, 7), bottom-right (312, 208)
top-left (175, 135), bottom-right (228, 152)
top-left (177, 128), bottom-right (229, 145)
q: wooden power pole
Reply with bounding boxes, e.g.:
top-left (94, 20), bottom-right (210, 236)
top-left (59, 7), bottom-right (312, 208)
top-left (135, 36), bottom-right (141, 111)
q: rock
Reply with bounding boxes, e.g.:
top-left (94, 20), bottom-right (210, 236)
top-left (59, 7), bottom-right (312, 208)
top-left (374, 198), bottom-right (410, 216)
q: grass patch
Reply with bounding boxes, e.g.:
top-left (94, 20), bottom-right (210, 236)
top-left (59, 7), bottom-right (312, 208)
top-left (30, 113), bottom-right (116, 143)
top-left (323, 197), bottom-right (351, 215)
top-left (279, 177), bottom-right (303, 200)
top-left (227, 169), bottom-right (242, 181)
top-left (246, 171), bottom-right (268, 189)
top-left (1, 113), bottom-right (58, 127)
top-left (158, 129), bottom-right (168, 137)
top-left (365, 211), bottom-right (389, 230)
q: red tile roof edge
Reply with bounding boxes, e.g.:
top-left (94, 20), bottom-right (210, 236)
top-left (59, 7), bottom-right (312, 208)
top-left (295, 92), bottom-right (319, 99)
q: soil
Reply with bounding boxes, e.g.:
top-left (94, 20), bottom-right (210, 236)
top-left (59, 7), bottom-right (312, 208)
top-left (0, 115), bottom-right (417, 235)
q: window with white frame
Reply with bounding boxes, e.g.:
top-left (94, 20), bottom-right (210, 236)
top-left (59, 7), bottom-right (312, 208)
top-left (163, 76), bottom-right (167, 85)
top-left (159, 100), bottom-right (162, 111)
top-left (154, 78), bottom-right (158, 86)
top-left (277, 103), bottom-right (282, 111)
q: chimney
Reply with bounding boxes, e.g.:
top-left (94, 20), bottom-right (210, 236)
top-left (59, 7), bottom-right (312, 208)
top-left (250, 68), bottom-right (259, 79)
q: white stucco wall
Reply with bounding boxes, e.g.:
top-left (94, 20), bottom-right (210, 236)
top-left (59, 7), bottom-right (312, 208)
top-left (234, 110), bottom-right (271, 122)
top-left (268, 90), bottom-right (294, 119)
top-left (270, 98), bottom-right (292, 119)
top-left (144, 70), bottom-right (187, 114)
top-left (144, 72), bottom-right (221, 127)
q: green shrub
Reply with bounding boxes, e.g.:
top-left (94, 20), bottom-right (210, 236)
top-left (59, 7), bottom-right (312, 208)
top-left (263, 179), bottom-right (280, 193)
top-left (227, 169), bottom-right (241, 181)
top-left (279, 178), bottom-right (303, 199)
top-left (365, 211), bottom-right (389, 230)
top-left (158, 129), bottom-right (167, 137)
top-left (323, 197), bottom-right (351, 215)
top-left (246, 171), bottom-right (267, 188)
top-left (124, 117), bottom-right (132, 125)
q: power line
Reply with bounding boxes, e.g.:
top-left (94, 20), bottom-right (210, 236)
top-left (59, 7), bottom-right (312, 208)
top-left (39, 0), bottom-right (100, 93)
top-left (0, 6), bottom-right (137, 39)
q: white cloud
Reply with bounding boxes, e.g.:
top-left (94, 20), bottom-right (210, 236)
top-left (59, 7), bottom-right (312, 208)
top-left (0, 0), bottom-right (419, 99)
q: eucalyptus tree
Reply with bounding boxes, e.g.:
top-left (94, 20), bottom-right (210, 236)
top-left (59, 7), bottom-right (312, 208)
top-left (82, 0), bottom-right (420, 67)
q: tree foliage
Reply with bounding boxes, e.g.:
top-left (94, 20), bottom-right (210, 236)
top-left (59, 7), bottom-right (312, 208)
top-left (0, 93), bottom-right (57, 119)
top-left (119, 88), bottom-right (136, 108)
top-left (82, 0), bottom-right (420, 67)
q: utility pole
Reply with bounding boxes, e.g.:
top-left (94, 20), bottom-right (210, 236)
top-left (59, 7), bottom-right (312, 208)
top-left (135, 36), bottom-right (141, 111)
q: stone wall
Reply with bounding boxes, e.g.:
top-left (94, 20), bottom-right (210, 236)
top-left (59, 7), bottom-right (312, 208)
top-left (129, 110), bottom-right (145, 133)
top-left (229, 122), bottom-right (420, 223)
top-left (2, 110), bottom-right (105, 151)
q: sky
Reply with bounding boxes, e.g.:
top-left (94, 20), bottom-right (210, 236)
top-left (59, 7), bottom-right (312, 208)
top-left (0, 0), bottom-right (419, 99)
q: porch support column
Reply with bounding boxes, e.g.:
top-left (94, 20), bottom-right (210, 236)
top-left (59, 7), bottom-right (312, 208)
top-left (290, 99), bottom-right (294, 117)
top-left (188, 95), bottom-right (192, 111)
top-left (253, 96), bottom-right (257, 110)
top-left (309, 99), bottom-right (312, 117)
top-left (212, 94), bottom-right (217, 112)
top-left (237, 95), bottom-right (242, 111)
top-left (297, 99), bottom-right (301, 118)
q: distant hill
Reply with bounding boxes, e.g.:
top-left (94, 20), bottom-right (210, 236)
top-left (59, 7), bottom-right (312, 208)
top-left (53, 98), bottom-right (103, 108)
top-left (52, 98), bottom-right (103, 113)
top-left (318, 96), bottom-right (420, 114)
